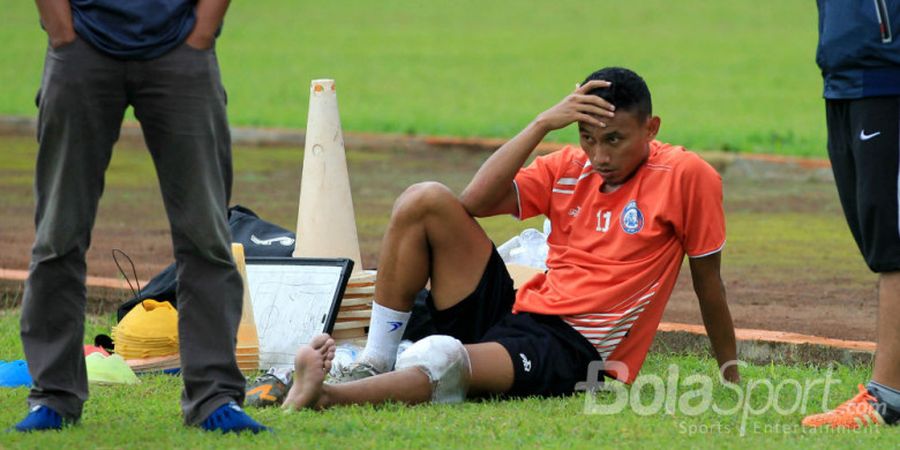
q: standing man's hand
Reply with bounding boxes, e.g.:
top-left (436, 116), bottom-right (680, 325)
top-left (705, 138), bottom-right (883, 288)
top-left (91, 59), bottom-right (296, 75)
top-left (185, 0), bottom-right (231, 50)
top-left (184, 29), bottom-right (215, 51)
top-left (533, 79), bottom-right (616, 133)
top-left (35, 0), bottom-right (77, 48)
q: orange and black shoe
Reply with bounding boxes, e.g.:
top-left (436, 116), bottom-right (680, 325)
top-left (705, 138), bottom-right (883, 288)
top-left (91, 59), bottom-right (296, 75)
top-left (245, 373), bottom-right (291, 408)
top-left (802, 384), bottom-right (899, 429)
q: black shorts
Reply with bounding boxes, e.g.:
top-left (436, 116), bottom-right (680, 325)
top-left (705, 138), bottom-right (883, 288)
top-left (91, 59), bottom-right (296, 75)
top-left (826, 97), bottom-right (900, 272)
top-left (407, 246), bottom-right (601, 398)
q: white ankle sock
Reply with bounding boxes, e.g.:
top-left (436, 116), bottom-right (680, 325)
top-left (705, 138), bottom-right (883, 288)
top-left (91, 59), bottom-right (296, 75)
top-left (359, 302), bottom-right (411, 371)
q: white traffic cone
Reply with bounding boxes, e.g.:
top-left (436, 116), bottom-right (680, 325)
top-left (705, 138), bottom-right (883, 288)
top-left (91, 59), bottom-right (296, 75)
top-left (293, 79), bottom-right (363, 274)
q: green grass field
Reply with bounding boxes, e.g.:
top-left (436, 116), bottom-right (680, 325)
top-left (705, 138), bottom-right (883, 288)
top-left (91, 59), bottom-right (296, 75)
top-left (2, 1), bottom-right (826, 156)
top-left (0, 134), bottom-right (894, 447)
top-left (0, 309), bottom-right (896, 449)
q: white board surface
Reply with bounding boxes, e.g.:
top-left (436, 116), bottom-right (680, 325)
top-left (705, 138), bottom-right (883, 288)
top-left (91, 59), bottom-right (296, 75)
top-left (246, 263), bottom-right (346, 369)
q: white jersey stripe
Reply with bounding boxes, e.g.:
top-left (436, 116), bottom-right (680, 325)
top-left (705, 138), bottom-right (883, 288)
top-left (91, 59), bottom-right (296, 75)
top-left (556, 171), bottom-right (594, 188)
top-left (568, 312), bottom-right (642, 330)
top-left (578, 329), bottom-right (633, 341)
top-left (572, 317), bottom-right (639, 333)
top-left (688, 241), bottom-right (726, 259)
top-left (563, 283), bottom-right (658, 356)
top-left (592, 340), bottom-right (622, 355)
top-left (571, 311), bottom-right (642, 325)
top-left (592, 339), bottom-right (623, 349)
top-left (566, 298), bottom-right (651, 320)
top-left (603, 280), bottom-right (660, 311)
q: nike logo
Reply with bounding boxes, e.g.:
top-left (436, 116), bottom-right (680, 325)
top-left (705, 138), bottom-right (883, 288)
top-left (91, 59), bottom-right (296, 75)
top-left (250, 234), bottom-right (295, 247)
top-left (860, 130), bottom-right (881, 141)
top-left (387, 321), bottom-right (403, 332)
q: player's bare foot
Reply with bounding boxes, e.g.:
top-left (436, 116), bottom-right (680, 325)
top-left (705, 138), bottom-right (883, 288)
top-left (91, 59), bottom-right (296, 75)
top-left (282, 334), bottom-right (335, 410)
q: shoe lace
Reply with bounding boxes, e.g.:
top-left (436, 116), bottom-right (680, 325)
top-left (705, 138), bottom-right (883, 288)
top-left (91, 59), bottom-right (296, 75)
top-left (337, 361), bottom-right (377, 378)
top-left (337, 362), bottom-right (364, 376)
top-left (252, 373), bottom-right (278, 384)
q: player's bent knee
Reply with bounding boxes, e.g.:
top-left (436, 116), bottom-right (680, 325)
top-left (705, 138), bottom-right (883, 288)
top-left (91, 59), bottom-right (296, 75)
top-left (392, 182), bottom-right (457, 217)
top-left (395, 335), bottom-right (471, 404)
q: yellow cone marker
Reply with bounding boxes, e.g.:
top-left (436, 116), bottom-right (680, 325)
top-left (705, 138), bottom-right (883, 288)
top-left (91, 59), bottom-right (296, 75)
top-left (232, 243), bottom-right (260, 373)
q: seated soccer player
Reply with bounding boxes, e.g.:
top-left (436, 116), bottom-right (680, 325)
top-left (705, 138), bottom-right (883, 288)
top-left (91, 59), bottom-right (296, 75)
top-left (283, 67), bottom-right (740, 410)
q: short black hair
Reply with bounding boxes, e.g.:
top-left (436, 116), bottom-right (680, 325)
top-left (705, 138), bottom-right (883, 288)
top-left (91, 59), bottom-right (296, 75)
top-left (581, 67), bottom-right (652, 121)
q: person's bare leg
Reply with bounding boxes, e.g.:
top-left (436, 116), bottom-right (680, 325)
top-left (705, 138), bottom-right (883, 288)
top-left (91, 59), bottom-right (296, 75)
top-left (872, 271), bottom-right (900, 389)
top-left (348, 182), bottom-right (496, 373)
top-left (375, 182), bottom-right (494, 312)
top-left (284, 342), bottom-right (514, 410)
top-left (282, 334), bottom-right (335, 409)
top-left (463, 343), bottom-right (515, 396)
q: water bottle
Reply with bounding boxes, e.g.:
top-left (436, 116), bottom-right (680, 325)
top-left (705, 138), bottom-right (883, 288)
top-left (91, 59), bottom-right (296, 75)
top-left (519, 228), bottom-right (549, 269)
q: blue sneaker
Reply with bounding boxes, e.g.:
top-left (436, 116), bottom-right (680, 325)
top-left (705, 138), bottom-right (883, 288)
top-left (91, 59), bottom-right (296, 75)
top-left (200, 401), bottom-right (269, 434)
top-left (11, 405), bottom-right (65, 432)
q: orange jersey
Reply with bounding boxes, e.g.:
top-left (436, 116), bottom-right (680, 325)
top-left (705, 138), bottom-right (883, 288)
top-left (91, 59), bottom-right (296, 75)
top-left (512, 141), bottom-right (725, 383)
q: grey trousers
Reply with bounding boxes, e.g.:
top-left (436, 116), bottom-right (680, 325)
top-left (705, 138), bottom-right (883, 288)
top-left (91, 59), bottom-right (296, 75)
top-left (21, 36), bottom-right (245, 425)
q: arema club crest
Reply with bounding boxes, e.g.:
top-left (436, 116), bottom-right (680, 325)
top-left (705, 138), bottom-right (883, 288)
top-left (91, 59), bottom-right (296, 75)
top-left (621, 200), bottom-right (644, 234)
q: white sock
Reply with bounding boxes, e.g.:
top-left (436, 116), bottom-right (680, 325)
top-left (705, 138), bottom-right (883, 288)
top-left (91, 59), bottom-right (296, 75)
top-left (359, 302), bottom-right (411, 371)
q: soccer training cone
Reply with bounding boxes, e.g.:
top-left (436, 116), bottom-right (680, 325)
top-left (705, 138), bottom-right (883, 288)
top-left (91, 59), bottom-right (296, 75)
top-left (294, 79), bottom-right (364, 274)
top-left (232, 243), bottom-right (259, 373)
